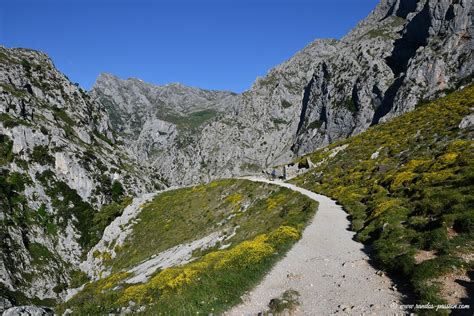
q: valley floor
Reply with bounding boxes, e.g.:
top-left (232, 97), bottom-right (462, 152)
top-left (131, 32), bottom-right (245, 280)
top-left (228, 178), bottom-right (402, 315)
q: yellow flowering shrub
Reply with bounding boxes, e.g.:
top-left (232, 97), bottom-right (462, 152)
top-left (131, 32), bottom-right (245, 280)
top-left (146, 267), bottom-right (199, 294)
top-left (226, 193), bottom-right (243, 205)
top-left (119, 283), bottom-right (148, 304)
top-left (369, 199), bottom-right (401, 220)
top-left (347, 171), bottom-right (363, 183)
top-left (101, 272), bottom-right (129, 290)
top-left (119, 267), bottom-right (199, 304)
top-left (405, 159), bottom-right (430, 171)
top-left (438, 152), bottom-right (458, 165)
top-left (447, 139), bottom-right (470, 150)
top-left (200, 251), bottom-right (225, 266)
top-left (216, 235), bottom-right (274, 269)
top-left (390, 171), bottom-right (417, 190)
top-left (421, 170), bottom-right (454, 184)
top-left (267, 226), bottom-right (300, 246)
top-left (191, 185), bottom-right (205, 192)
top-left (118, 226), bottom-right (298, 305)
top-left (266, 194), bottom-right (286, 211)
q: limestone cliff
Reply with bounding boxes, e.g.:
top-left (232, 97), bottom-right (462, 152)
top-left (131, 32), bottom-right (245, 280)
top-left (0, 47), bottom-right (163, 309)
top-left (94, 0), bottom-right (473, 185)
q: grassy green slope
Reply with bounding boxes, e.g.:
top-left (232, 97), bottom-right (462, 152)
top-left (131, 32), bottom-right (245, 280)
top-left (61, 179), bottom-right (317, 314)
top-left (291, 85), bottom-right (474, 310)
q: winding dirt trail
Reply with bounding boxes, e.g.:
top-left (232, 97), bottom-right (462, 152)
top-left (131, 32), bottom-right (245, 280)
top-left (227, 177), bottom-right (403, 315)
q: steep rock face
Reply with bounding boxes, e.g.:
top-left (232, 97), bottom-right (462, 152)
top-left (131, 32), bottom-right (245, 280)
top-left (91, 74), bottom-right (240, 162)
top-left (295, 0), bottom-right (473, 154)
top-left (176, 39), bottom-right (338, 184)
top-left (94, 0), bottom-right (473, 185)
top-left (94, 40), bottom-right (338, 184)
top-left (0, 47), bottom-right (163, 309)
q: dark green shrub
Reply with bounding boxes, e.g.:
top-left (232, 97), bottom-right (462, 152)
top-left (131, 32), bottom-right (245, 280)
top-left (453, 212), bottom-right (474, 234)
top-left (31, 145), bottom-right (54, 166)
top-left (0, 113), bottom-right (19, 128)
top-left (111, 180), bottom-right (124, 202)
top-left (342, 97), bottom-right (357, 112)
top-left (411, 256), bottom-right (462, 307)
top-left (37, 170), bottom-right (96, 249)
top-left (281, 99), bottom-right (293, 109)
top-left (0, 134), bottom-right (13, 165)
top-left (7, 172), bottom-right (27, 192)
top-left (393, 253), bottom-right (415, 276)
top-left (91, 196), bottom-right (132, 244)
top-left (40, 126), bottom-right (48, 135)
top-left (21, 59), bottom-right (31, 72)
top-left (308, 120), bottom-right (324, 129)
top-left (424, 228), bottom-right (448, 251)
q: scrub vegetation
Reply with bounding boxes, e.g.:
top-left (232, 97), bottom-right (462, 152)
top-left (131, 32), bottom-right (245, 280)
top-left (291, 85), bottom-right (474, 311)
top-left (59, 179), bottom-right (317, 314)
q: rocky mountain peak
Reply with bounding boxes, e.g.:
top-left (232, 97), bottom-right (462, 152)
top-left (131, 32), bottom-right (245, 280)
top-left (79, 0), bottom-right (474, 188)
top-left (92, 0), bottom-right (472, 185)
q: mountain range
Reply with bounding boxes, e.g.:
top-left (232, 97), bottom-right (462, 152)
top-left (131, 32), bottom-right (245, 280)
top-left (92, 0), bottom-right (472, 185)
top-left (0, 0), bottom-right (472, 313)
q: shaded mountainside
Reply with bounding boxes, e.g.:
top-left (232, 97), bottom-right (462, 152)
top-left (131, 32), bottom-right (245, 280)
top-left (0, 47), bottom-right (164, 309)
top-left (93, 0), bottom-right (473, 185)
top-left (291, 85), bottom-right (474, 312)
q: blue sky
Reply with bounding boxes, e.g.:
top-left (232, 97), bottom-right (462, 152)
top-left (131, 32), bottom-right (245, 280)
top-left (1, 0), bottom-right (379, 92)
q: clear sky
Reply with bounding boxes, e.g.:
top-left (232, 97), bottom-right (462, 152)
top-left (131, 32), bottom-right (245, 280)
top-left (1, 0), bottom-right (379, 92)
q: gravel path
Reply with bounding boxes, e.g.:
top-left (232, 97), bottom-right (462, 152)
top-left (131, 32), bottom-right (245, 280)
top-left (227, 177), bottom-right (403, 315)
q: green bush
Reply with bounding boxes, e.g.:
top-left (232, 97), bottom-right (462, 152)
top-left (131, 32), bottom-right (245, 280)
top-left (453, 212), bottom-right (474, 234)
top-left (37, 170), bottom-right (96, 249)
top-left (0, 134), bottom-right (13, 165)
top-left (31, 145), bottom-right (54, 166)
top-left (308, 120), bottom-right (324, 129)
top-left (281, 99), bottom-right (293, 109)
top-left (0, 113), bottom-right (19, 128)
top-left (424, 228), bottom-right (449, 251)
top-left (111, 180), bottom-right (124, 202)
top-left (21, 59), bottom-right (31, 72)
top-left (342, 97), bottom-right (357, 112)
top-left (90, 196), bottom-right (133, 245)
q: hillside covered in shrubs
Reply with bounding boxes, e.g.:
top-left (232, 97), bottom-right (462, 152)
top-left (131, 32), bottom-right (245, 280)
top-left (291, 85), bottom-right (474, 309)
top-left (60, 179), bottom-right (317, 314)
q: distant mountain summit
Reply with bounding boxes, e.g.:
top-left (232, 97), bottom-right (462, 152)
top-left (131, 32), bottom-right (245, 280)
top-left (93, 0), bottom-right (473, 185)
top-left (91, 73), bottom-right (239, 164)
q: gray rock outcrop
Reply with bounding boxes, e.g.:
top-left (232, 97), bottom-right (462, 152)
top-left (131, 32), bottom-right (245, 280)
top-left (295, 0), bottom-right (474, 154)
top-left (0, 47), bottom-right (164, 308)
top-left (94, 0), bottom-right (473, 185)
top-left (459, 112), bottom-right (474, 129)
top-left (2, 306), bottom-right (54, 316)
top-left (91, 74), bottom-right (240, 163)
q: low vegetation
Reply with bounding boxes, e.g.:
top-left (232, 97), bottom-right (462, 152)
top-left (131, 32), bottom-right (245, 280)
top-left (31, 145), bottom-right (55, 166)
top-left (268, 289), bottom-right (300, 315)
top-left (0, 134), bottom-right (13, 165)
top-left (291, 85), bottom-right (474, 312)
top-left (37, 170), bottom-right (132, 251)
top-left (60, 179), bottom-right (318, 314)
top-left (161, 109), bottom-right (218, 131)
